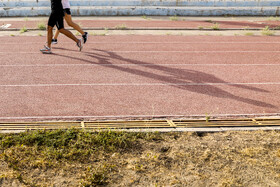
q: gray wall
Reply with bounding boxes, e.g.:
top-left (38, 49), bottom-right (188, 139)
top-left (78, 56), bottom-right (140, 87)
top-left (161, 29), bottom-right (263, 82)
top-left (1, 0), bottom-right (280, 16)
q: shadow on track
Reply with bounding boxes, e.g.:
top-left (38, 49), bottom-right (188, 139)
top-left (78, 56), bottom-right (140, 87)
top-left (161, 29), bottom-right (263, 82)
top-left (52, 47), bottom-right (276, 109)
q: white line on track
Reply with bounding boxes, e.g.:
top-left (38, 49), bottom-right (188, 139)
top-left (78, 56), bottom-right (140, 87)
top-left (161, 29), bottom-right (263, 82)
top-left (3, 42), bottom-right (280, 44)
top-left (1, 64), bottom-right (280, 67)
top-left (0, 113), bottom-right (279, 120)
top-left (1, 82), bottom-right (280, 87)
top-left (2, 51), bottom-right (280, 54)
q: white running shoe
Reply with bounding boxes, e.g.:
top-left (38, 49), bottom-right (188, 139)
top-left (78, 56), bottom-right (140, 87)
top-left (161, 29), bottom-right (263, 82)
top-left (40, 45), bottom-right (52, 54)
top-left (77, 39), bottom-right (83, 51)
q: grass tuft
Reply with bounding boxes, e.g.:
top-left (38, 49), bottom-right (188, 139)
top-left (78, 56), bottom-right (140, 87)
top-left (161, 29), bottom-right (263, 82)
top-left (19, 26), bottom-right (27, 34)
top-left (81, 164), bottom-right (115, 186)
top-left (37, 22), bottom-right (46, 30)
top-left (261, 26), bottom-right (275, 36)
top-left (142, 15), bottom-right (151, 20)
top-left (211, 23), bottom-right (220, 30)
top-left (266, 16), bottom-right (280, 21)
top-left (115, 24), bottom-right (127, 30)
top-left (245, 32), bottom-right (254, 36)
top-left (169, 16), bottom-right (179, 21)
top-left (198, 26), bottom-right (204, 30)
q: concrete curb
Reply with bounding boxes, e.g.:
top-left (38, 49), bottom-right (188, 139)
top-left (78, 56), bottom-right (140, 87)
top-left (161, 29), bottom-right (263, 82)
top-left (0, 28), bottom-right (272, 31)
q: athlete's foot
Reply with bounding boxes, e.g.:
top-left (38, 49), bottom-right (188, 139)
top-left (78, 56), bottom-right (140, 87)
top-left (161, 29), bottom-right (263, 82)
top-left (40, 45), bottom-right (52, 54)
top-left (77, 39), bottom-right (83, 51)
top-left (82, 32), bottom-right (88, 44)
top-left (51, 39), bottom-right (58, 44)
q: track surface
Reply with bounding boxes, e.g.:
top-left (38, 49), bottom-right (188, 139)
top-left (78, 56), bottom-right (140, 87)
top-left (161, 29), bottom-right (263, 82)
top-left (2, 20), bottom-right (279, 29)
top-left (0, 35), bottom-right (280, 121)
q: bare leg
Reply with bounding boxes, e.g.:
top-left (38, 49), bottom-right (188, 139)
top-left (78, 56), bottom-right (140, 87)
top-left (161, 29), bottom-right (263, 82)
top-left (47, 26), bottom-right (53, 48)
top-left (53, 28), bottom-right (60, 40)
top-left (58, 28), bottom-right (79, 43)
top-left (64, 14), bottom-right (85, 35)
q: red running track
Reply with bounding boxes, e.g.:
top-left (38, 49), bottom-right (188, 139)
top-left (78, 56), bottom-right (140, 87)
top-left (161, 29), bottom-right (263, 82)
top-left (2, 20), bottom-right (280, 29)
top-left (0, 35), bottom-right (280, 121)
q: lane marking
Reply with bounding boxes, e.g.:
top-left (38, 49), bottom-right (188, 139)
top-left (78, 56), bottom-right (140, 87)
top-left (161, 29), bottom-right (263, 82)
top-left (1, 82), bottom-right (280, 87)
top-left (1, 63), bottom-right (280, 67)
top-left (2, 51), bottom-right (280, 54)
top-left (0, 113), bottom-right (279, 120)
top-left (0, 24), bottom-right (11, 29)
top-left (3, 42), bottom-right (280, 44)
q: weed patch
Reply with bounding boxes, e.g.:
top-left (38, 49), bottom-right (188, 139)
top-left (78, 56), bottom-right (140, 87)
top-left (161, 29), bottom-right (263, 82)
top-left (2, 130), bottom-right (280, 186)
top-left (81, 164), bottom-right (116, 186)
top-left (37, 22), bottom-right (46, 30)
top-left (211, 23), bottom-right (220, 30)
top-left (245, 32), bottom-right (254, 36)
top-left (142, 15), bottom-right (150, 20)
top-left (266, 16), bottom-right (280, 21)
top-left (169, 16), bottom-right (179, 21)
top-left (115, 24), bottom-right (127, 30)
top-left (19, 26), bottom-right (27, 34)
top-left (261, 26), bottom-right (275, 36)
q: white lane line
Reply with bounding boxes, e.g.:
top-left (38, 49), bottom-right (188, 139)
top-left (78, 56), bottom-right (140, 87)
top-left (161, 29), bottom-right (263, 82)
top-left (0, 24), bottom-right (11, 29)
top-left (1, 63), bottom-right (280, 67)
top-left (0, 113), bottom-right (279, 120)
top-left (3, 42), bottom-right (280, 44)
top-left (2, 51), bottom-right (280, 54)
top-left (1, 82), bottom-right (280, 87)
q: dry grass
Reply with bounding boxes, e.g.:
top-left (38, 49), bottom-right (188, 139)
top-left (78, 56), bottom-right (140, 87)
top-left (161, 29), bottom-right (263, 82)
top-left (211, 23), bottom-right (220, 30)
top-left (261, 26), bottom-right (275, 36)
top-left (244, 32), bottom-right (254, 36)
top-left (37, 22), bottom-right (46, 30)
top-left (1, 130), bottom-right (280, 186)
top-left (114, 24), bottom-right (127, 30)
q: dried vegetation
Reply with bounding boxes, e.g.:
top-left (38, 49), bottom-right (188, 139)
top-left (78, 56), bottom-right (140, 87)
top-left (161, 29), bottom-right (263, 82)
top-left (1, 129), bottom-right (280, 186)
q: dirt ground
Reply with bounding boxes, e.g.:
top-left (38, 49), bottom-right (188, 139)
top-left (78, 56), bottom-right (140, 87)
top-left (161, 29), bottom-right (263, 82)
top-left (1, 130), bottom-right (280, 187)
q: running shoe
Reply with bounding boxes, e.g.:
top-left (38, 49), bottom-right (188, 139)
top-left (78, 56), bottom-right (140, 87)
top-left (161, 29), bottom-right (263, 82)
top-left (82, 32), bottom-right (88, 44)
top-left (51, 39), bottom-right (58, 44)
top-left (77, 39), bottom-right (83, 51)
top-left (40, 45), bottom-right (52, 54)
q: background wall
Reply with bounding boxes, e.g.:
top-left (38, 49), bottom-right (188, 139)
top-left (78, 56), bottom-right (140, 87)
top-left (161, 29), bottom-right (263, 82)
top-left (1, 0), bottom-right (280, 17)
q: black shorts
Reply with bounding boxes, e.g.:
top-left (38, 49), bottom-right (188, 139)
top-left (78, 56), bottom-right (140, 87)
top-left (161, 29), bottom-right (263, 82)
top-left (48, 11), bottom-right (64, 30)
top-left (63, 8), bottom-right (71, 15)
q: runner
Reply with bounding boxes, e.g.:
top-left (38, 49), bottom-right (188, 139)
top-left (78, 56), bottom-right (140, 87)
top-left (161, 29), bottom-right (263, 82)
top-left (40, 0), bottom-right (82, 54)
top-left (52, 0), bottom-right (88, 44)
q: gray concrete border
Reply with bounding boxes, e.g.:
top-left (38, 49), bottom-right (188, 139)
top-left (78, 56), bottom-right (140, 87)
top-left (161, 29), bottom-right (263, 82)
top-left (1, 6), bottom-right (280, 17)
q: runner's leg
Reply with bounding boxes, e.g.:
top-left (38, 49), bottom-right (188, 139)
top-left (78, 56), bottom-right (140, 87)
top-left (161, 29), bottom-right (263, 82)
top-left (64, 12), bottom-right (85, 35)
top-left (47, 26), bottom-right (53, 48)
top-left (58, 28), bottom-right (79, 43)
top-left (53, 28), bottom-right (60, 40)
